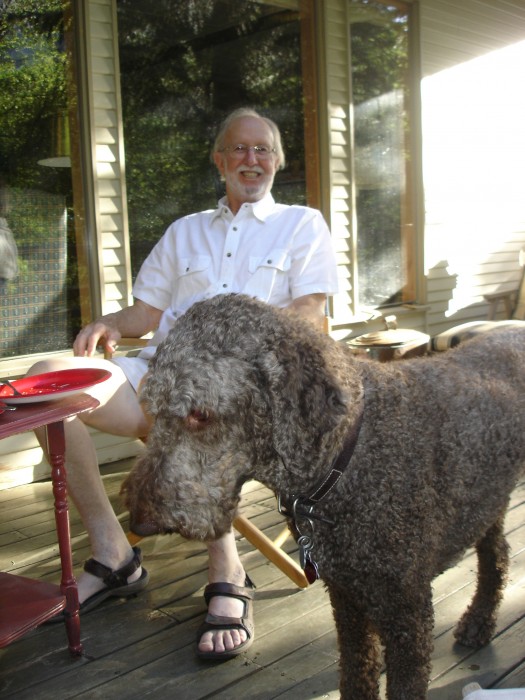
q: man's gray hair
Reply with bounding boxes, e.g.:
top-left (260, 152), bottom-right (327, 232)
top-left (212, 107), bottom-right (286, 170)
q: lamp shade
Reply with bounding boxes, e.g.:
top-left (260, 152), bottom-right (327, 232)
top-left (38, 112), bottom-right (71, 168)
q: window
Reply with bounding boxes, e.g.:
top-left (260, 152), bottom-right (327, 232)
top-left (0, 0), bottom-right (84, 358)
top-left (116, 0), bottom-right (318, 279)
top-left (349, 0), bottom-right (417, 309)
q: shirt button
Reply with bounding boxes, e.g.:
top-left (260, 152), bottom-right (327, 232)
top-left (186, 267), bottom-right (190, 272)
top-left (223, 283), bottom-right (228, 288)
top-left (226, 252), bottom-right (232, 257)
top-left (267, 259), bottom-right (272, 264)
top-left (233, 226), bottom-right (238, 231)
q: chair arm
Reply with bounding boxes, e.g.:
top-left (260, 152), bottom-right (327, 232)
top-left (103, 337), bottom-right (149, 360)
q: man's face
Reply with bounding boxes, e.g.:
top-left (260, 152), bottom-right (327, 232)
top-left (213, 116), bottom-right (280, 213)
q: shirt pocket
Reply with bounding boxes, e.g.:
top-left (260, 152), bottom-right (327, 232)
top-left (176, 255), bottom-right (212, 278)
top-left (173, 255), bottom-right (212, 306)
top-left (243, 248), bottom-right (291, 303)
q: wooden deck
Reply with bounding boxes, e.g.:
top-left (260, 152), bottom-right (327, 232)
top-left (0, 459), bottom-right (524, 699)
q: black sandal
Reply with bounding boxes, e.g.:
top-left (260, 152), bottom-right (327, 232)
top-left (46, 546), bottom-right (149, 623)
top-left (196, 575), bottom-right (255, 660)
top-left (80, 545), bottom-right (149, 613)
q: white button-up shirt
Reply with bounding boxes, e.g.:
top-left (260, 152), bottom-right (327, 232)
top-left (133, 193), bottom-right (338, 360)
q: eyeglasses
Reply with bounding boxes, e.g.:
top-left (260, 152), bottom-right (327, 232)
top-left (220, 144), bottom-right (276, 159)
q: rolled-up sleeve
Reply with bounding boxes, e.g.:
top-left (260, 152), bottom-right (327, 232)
top-left (288, 208), bottom-right (339, 300)
top-left (132, 225), bottom-right (177, 311)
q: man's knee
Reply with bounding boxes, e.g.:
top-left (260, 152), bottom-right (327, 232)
top-left (26, 356), bottom-right (88, 377)
top-left (27, 358), bottom-right (67, 376)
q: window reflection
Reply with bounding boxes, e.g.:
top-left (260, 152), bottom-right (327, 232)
top-left (349, 0), bottom-right (415, 308)
top-left (0, 0), bottom-right (81, 357)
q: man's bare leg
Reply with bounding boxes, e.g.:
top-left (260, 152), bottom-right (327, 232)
top-left (199, 531), bottom-right (249, 654)
top-left (29, 358), bottom-right (148, 600)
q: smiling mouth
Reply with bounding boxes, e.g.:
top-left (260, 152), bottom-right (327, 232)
top-left (236, 162), bottom-right (264, 176)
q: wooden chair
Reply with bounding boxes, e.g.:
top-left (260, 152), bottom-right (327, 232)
top-left (104, 338), bottom-right (309, 588)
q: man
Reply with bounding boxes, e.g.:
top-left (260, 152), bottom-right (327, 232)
top-left (28, 107), bottom-right (339, 659)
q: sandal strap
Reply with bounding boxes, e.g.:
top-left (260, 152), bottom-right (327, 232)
top-left (203, 575), bottom-right (255, 606)
top-left (84, 546), bottom-right (143, 589)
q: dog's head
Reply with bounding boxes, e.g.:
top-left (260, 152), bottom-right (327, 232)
top-left (122, 294), bottom-right (358, 540)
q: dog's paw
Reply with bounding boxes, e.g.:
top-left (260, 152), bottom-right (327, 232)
top-left (454, 612), bottom-right (496, 648)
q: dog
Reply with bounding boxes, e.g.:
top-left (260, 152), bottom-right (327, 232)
top-left (122, 293), bottom-right (525, 699)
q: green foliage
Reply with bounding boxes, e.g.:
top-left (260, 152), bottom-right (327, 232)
top-left (0, 0), bottom-right (67, 186)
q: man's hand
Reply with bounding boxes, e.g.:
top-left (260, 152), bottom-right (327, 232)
top-left (73, 300), bottom-right (163, 357)
top-left (73, 315), bottom-right (121, 357)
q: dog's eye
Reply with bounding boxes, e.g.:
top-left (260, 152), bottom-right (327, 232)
top-left (186, 408), bottom-right (211, 431)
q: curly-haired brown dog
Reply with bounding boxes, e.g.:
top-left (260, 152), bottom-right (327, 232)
top-left (122, 294), bottom-right (525, 700)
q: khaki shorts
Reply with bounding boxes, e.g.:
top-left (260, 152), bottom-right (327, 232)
top-left (110, 355), bottom-right (150, 393)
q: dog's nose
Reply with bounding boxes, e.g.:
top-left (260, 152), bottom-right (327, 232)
top-left (129, 511), bottom-right (162, 537)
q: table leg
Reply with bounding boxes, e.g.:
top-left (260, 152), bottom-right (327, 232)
top-left (45, 420), bottom-right (82, 656)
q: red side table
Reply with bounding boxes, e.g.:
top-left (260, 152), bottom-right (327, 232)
top-left (0, 394), bottom-right (99, 656)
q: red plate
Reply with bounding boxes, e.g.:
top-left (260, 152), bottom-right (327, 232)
top-left (0, 368), bottom-right (112, 404)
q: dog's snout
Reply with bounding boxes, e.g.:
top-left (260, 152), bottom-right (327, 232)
top-left (129, 512), bottom-right (164, 537)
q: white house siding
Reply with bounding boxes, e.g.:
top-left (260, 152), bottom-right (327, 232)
top-left (85, 0), bottom-right (132, 314)
top-left (419, 0), bottom-right (525, 335)
top-left (323, 0), bottom-right (356, 327)
top-left (0, 427), bottom-right (144, 490)
top-left (72, 1), bottom-right (142, 477)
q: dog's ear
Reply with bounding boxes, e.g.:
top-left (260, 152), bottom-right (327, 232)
top-left (255, 336), bottom-right (350, 472)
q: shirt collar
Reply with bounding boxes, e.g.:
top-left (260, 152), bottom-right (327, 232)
top-left (212, 193), bottom-right (276, 223)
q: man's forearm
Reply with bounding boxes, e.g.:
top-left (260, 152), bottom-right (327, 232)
top-left (98, 300), bottom-right (162, 338)
top-left (285, 293), bottom-right (327, 331)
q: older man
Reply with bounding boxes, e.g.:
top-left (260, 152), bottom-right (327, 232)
top-left (28, 107), bottom-right (338, 659)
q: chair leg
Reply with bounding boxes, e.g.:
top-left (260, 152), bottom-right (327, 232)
top-left (232, 514), bottom-right (309, 588)
top-left (483, 290), bottom-right (516, 319)
top-left (127, 531), bottom-right (143, 546)
top-left (126, 514), bottom-right (309, 588)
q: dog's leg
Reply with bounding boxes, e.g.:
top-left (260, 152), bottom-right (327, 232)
top-left (379, 584), bottom-right (434, 700)
top-left (328, 585), bottom-right (382, 700)
top-left (454, 514), bottom-right (509, 648)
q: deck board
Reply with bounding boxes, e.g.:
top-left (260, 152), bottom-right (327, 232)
top-left (0, 461), bottom-right (523, 699)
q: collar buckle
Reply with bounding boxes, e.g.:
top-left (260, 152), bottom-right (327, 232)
top-left (277, 493), bottom-right (334, 526)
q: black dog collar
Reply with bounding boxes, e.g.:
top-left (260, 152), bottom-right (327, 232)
top-left (277, 399), bottom-right (365, 583)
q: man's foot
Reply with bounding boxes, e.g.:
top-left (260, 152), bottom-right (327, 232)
top-left (196, 575), bottom-right (255, 659)
top-left (77, 546), bottom-right (149, 613)
top-left (46, 546), bottom-right (149, 623)
top-left (75, 547), bottom-right (145, 605)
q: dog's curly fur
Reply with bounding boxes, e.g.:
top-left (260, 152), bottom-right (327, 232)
top-left (122, 294), bottom-right (525, 700)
